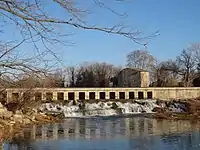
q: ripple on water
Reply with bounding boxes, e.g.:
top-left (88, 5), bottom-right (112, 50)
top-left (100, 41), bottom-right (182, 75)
top-left (3, 116), bottom-right (200, 150)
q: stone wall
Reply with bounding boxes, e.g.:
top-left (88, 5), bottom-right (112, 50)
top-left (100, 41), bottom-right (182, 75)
top-left (3, 87), bottom-right (200, 102)
top-left (140, 72), bottom-right (149, 87)
top-left (116, 68), bottom-right (149, 87)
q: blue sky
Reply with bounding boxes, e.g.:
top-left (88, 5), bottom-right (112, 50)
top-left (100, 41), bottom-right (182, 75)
top-left (2, 0), bottom-right (200, 67)
top-left (61, 0), bottom-right (200, 66)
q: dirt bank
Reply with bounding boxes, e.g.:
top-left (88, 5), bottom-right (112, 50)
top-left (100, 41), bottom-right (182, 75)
top-left (151, 98), bottom-right (200, 120)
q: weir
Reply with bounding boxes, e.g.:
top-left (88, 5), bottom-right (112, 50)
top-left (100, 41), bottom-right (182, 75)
top-left (3, 87), bottom-right (200, 102)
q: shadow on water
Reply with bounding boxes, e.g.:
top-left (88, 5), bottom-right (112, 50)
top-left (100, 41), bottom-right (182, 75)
top-left (3, 116), bottom-right (200, 150)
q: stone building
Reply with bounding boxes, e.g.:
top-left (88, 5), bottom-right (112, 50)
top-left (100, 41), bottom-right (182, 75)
top-left (112, 68), bottom-right (149, 87)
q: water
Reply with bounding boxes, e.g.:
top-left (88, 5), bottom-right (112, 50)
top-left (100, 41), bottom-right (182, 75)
top-left (39, 99), bottom-right (185, 117)
top-left (3, 116), bottom-right (200, 150)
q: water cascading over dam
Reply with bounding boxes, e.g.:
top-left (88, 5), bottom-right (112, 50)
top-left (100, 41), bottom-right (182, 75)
top-left (3, 87), bottom-right (196, 117)
top-left (39, 99), bottom-right (186, 118)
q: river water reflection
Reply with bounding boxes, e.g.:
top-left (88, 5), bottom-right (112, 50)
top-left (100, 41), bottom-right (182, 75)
top-left (4, 116), bottom-right (200, 150)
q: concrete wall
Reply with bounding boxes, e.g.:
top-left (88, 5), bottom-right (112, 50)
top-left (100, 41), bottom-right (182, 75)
top-left (4, 87), bottom-right (200, 102)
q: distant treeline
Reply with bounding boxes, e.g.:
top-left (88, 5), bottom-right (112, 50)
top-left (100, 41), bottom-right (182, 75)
top-left (3, 44), bottom-right (200, 88)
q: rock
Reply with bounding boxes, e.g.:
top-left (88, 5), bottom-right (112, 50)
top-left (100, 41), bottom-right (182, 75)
top-left (0, 107), bottom-right (7, 113)
top-left (15, 110), bottom-right (22, 115)
top-left (0, 103), bottom-right (4, 108)
top-left (51, 112), bottom-right (65, 119)
top-left (116, 108), bottom-right (124, 114)
top-left (156, 100), bottom-right (166, 107)
top-left (135, 100), bottom-right (145, 105)
top-left (72, 100), bottom-right (78, 105)
top-left (35, 114), bottom-right (56, 122)
top-left (22, 107), bottom-right (37, 115)
top-left (0, 110), bottom-right (13, 119)
top-left (99, 102), bottom-right (105, 108)
top-left (56, 105), bottom-right (62, 110)
top-left (79, 101), bottom-right (86, 110)
top-left (141, 110), bottom-right (146, 113)
top-left (12, 114), bottom-right (23, 123)
top-left (23, 118), bottom-right (31, 124)
top-left (111, 102), bottom-right (118, 109)
top-left (0, 103), bottom-right (8, 113)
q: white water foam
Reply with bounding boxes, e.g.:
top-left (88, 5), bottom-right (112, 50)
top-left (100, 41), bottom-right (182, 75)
top-left (39, 99), bottom-right (161, 117)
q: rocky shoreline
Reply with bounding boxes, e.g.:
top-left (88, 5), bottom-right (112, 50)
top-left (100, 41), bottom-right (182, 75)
top-left (0, 103), bottom-right (61, 148)
top-left (151, 99), bottom-right (200, 120)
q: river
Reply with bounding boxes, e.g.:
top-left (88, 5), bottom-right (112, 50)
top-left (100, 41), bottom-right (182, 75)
top-left (3, 116), bottom-right (200, 150)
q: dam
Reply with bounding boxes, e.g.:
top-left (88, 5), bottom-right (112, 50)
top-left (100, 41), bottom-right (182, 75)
top-left (3, 87), bottom-right (200, 102)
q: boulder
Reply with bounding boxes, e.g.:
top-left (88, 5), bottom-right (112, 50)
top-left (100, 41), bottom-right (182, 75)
top-left (111, 102), bottom-right (118, 109)
top-left (22, 118), bottom-right (31, 124)
top-left (15, 110), bottom-right (23, 115)
top-left (79, 101), bottom-right (86, 110)
top-left (0, 103), bottom-right (4, 108)
top-left (0, 109), bottom-right (13, 119)
top-left (12, 114), bottom-right (23, 123)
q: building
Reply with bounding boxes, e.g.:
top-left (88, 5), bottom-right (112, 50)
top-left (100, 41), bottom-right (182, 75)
top-left (112, 68), bottom-right (149, 87)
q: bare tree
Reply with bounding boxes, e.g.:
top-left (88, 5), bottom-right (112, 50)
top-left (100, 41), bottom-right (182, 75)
top-left (176, 47), bottom-right (197, 87)
top-left (90, 62), bottom-right (121, 87)
top-left (0, 41), bottom-right (48, 88)
top-left (151, 60), bottom-right (181, 87)
top-left (0, 0), bottom-right (155, 50)
top-left (66, 66), bottom-right (78, 87)
top-left (75, 66), bottom-right (95, 87)
top-left (126, 50), bottom-right (157, 71)
top-left (126, 50), bottom-right (157, 84)
top-left (188, 43), bottom-right (200, 62)
top-left (71, 62), bottom-right (121, 87)
top-left (0, 0), bottom-right (159, 88)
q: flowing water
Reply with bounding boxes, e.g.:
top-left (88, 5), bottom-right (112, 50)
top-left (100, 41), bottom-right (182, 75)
top-left (39, 99), bottom-right (186, 117)
top-left (3, 116), bottom-right (200, 150)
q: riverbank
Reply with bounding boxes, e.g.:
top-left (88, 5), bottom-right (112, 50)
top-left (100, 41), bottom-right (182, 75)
top-left (0, 102), bottom-right (61, 147)
top-left (151, 98), bottom-right (200, 120)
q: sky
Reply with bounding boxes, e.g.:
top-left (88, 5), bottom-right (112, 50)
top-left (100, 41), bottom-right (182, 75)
top-left (61, 0), bottom-right (200, 66)
top-left (2, 0), bottom-right (200, 67)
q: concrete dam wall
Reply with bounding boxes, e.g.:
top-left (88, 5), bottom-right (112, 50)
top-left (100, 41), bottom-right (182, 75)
top-left (3, 87), bottom-right (200, 102)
